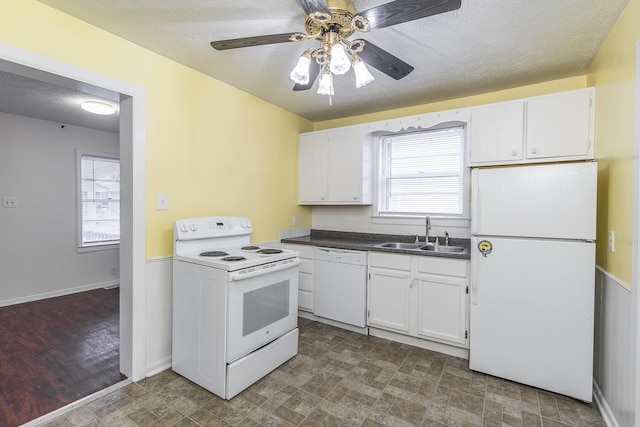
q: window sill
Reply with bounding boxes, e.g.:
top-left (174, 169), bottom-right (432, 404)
top-left (78, 243), bottom-right (120, 253)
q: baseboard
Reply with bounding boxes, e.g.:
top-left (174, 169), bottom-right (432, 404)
top-left (0, 279), bottom-right (120, 308)
top-left (298, 310), bottom-right (369, 335)
top-left (146, 357), bottom-right (172, 377)
top-left (593, 379), bottom-right (620, 427)
top-left (369, 327), bottom-right (470, 359)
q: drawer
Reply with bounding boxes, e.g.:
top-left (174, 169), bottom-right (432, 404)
top-left (284, 243), bottom-right (314, 259)
top-left (298, 290), bottom-right (313, 311)
top-left (299, 272), bottom-right (313, 292)
top-left (417, 257), bottom-right (467, 277)
top-left (369, 252), bottom-right (411, 271)
top-left (299, 258), bottom-right (314, 274)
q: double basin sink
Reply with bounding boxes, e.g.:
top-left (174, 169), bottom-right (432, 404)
top-left (374, 241), bottom-right (465, 253)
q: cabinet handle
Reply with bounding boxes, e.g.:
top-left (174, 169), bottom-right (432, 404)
top-left (511, 151), bottom-right (517, 157)
top-left (531, 148), bottom-right (537, 154)
top-left (321, 195), bottom-right (325, 200)
top-left (353, 195), bottom-right (358, 200)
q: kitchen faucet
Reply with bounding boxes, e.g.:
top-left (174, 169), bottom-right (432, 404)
top-left (444, 231), bottom-right (449, 246)
top-left (425, 216), bottom-right (431, 243)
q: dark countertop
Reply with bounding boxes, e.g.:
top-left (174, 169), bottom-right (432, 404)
top-left (281, 229), bottom-right (471, 260)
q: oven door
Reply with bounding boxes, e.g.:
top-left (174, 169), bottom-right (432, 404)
top-left (226, 260), bottom-right (299, 363)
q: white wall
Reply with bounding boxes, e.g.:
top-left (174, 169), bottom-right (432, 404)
top-left (593, 267), bottom-right (636, 427)
top-left (0, 111), bottom-right (119, 305)
top-left (312, 205), bottom-right (471, 239)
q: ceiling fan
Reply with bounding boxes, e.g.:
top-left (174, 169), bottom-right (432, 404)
top-left (210, 0), bottom-right (462, 96)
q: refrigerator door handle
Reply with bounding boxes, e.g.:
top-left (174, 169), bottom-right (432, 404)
top-left (470, 242), bottom-right (479, 305)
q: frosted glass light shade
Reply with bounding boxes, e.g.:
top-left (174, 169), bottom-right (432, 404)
top-left (329, 43), bottom-right (351, 75)
top-left (289, 53), bottom-right (311, 85)
top-left (317, 69), bottom-right (334, 95)
top-left (81, 101), bottom-right (116, 115)
top-left (353, 59), bottom-right (375, 88)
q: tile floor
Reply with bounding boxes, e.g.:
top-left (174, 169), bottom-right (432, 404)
top-left (42, 318), bottom-right (604, 427)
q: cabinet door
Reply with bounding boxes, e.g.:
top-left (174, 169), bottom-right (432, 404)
top-left (367, 267), bottom-right (411, 333)
top-left (470, 102), bottom-right (524, 165)
top-left (327, 128), bottom-right (366, 203)
top-left (417, 275), bottom-right (467, 345)
top-left (526, 90), bottom-right (592, 160)
top-left (298, 132), bottom-right (328, 203)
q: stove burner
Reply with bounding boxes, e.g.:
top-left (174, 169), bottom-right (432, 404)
top-left (241, 246), bottom-right (261, 251)
top-left (257, 248), bottom-right (283, 255)
top-left (200, 251), bottom-right (228, 257)
top-left (222, 256), bottom-right (247, 262)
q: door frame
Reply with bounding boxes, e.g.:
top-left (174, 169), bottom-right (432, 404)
top-left (634, 39), bottom-right (640, 427)
top-left (0, 42), bottom-right (147, 381)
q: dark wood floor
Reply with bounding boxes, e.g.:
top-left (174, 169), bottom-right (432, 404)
top-left (0, 287), bottom-right (124, 426)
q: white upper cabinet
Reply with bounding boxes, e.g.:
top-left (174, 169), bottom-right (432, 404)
top-left (298, 132), bottom-right (328, 203)
top-left (469, 101), bottom-right (524, 164)
top-left (469, 88), bottom-right (594, 166)
top-left (298, 126), bottom-right (372, 204)
top-left (526, 90), bottom-right (592, 160)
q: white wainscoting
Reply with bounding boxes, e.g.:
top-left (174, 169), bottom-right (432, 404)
top-left (593, 267), bottom-right (636, 427)
top-left (145, 256), bottom-right (173, 376)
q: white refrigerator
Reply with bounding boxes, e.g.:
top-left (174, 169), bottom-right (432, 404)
top-left (469, 161), bottom-right (597, 402)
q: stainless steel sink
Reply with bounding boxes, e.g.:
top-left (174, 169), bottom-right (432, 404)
top-left (420, 245), bottom-right (465, 253)
top-left (375, 242), bottom-right (425, 250)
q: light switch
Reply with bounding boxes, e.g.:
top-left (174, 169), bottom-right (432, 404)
top-left (2, 197), bottom-right (17, 208)
top-left (608, 230), bottom-right (615, 252)
top-left (157, 194), bottom-right (168, 211)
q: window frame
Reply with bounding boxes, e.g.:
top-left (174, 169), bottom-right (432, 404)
top-left (76, 149), bottom-right (121, 252)
top-left (374, 123), bottom-right (470, 222)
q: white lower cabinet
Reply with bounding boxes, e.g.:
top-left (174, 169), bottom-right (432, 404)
top-left (368, 265), bottom-right (411, 333)
top-left (283, 244), bottom-right (314, 312)
top-left (368, 252), bottom-right (469, 348)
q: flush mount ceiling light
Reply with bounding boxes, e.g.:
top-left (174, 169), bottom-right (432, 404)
top-left (210, 0), bottom-right (462, 101)
top-left (81, 101), bottom-right (116, 116)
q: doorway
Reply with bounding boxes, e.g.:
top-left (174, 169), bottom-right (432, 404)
top-left (0, 43), bottom-right (147, 384)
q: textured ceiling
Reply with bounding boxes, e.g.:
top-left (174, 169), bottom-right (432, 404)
top-left (0, 70), bottom-right (119, 133)
top-left (3, 0), bottom-right (629, 129)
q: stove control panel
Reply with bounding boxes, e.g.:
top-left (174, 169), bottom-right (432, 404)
top-left (174, 216), bottom-right (252, 241)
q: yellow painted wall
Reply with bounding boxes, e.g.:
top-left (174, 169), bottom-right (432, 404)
top-left (314, 76), bottom-right (587, 130)
top-left (3, 0), bottom-right (632, 270)
top-left (0, 0), bottom-right (314, 258)
top-left (587, 0), bottom-right (639, 287)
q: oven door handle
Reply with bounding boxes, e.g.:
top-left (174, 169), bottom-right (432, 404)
top-left (227, 259), bottom-right (301, 281)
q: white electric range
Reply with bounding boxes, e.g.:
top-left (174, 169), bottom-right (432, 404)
top-left (172, 216), bottom-right (299, 399)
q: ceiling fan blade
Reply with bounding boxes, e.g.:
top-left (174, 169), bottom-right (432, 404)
top-left (359, 0), bottom-right (461, 31)
top-left (296, 0), bottom-right (331, 16)
top-left (358, 41), bottom-right (414, 80)
top-left (293, 62), bottom-right (321, 91)
top-left (211, 33), bottom-right (294, 51)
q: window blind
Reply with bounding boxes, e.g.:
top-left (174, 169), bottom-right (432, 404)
top-left (379, 126), bottom-right (464, 216)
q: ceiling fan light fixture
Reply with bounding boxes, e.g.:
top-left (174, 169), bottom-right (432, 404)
top-left (317, 66), bottom-right (334, 96)
top-left (329, 43), bottom-right (352, 75)
top-left (353, 58), bottom-right (375, 88)
top-left (81, 101), bottom-right (116, 116)
top-left (290, 49), bottom-right (312, 85)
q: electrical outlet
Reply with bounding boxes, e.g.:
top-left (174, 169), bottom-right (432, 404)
top-left (608, 230), bottom-right (615, 252)
top-left (292, 215), bottom-right (298, 226)
top-left (2, 197), bottom-right (17, 208)
top-left (110, 266), bottom-right (117, 276)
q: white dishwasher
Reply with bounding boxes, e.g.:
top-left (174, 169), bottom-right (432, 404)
top-left (314, 247), bottom-right (367, 328)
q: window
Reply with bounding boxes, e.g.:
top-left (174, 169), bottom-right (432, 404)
top-left (77, 151), bottom-right (120, 248)
top-left (378, 126), bottom-right (465, 216)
